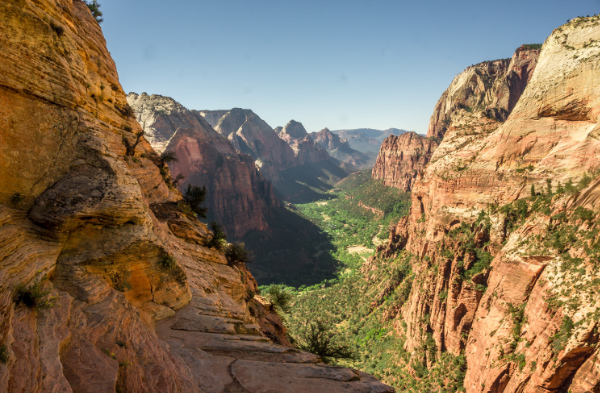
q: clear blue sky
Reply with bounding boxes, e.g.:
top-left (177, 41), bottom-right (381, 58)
top-left (100, 0), bottom-right (599, 133)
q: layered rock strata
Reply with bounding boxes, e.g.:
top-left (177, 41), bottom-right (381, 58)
top-left (0, 1), bottom-right (394, 392)
top-left (427, 45), bottom-right (540, 140)
top-left (201, 108), bottom-right (298, 182)
top-left (311, 128), bottom-right (371, 168)
top-left (277, 120), bottom-right (330, 165)
top-left (371, 132), bottom-right (439, 191)
top-left (127, 93), bottom-right (279, 238)
top-left (379, 18), bottom-right (600, 393)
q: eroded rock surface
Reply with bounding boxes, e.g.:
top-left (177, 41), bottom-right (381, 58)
top-left (0, 2), bottom-right (394, 392)
top-left (371, 132), bottom-right (438, 191)
top-left (376, 18), bottom-right (600, 393)
top-left (127, 93), bottom-right (279, 238)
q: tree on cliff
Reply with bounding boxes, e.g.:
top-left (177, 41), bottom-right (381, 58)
top-left (183, 185), bottom-right (208, 219)
top-left (84, 0), bottom-right (103, 24)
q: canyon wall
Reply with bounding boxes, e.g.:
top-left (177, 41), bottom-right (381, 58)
top-left (311, 128), bottom-right (371, 169)
top-left (0, 1), bottom-right (393, 392)
top-left (371, 132), bottom-right (439, 191)
top-left (127, 93), bottom-right (279, 239)
top-left (372, 46), bottom-right (539, 193)
top-left (378, 18), bottom-right (600, 393)
top-left (277, 120), bottom-right (330, 165)
top-left (202, 108), bottom-right (298, 182)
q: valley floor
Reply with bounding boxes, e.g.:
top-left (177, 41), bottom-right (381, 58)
top-left (259, 172), bottom-right (467, 391)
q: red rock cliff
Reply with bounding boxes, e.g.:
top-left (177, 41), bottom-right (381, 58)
top-left (427, 46), bottom-right (540, 140)
top-left (127, 93), bottom-right (279, 239)
top-left (379, 19), bottom-right (600, 393)
top-left (371, 132), bottom-right (439, 191)
top-left (0, 2), bottom-right (394, 392)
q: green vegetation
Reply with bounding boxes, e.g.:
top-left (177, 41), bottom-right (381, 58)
top-left (0, 345), bottom-right (9, 363)
top-left (10, 193), bottom-right (24, 206)
top-left (520, 43), bottom-right (542, 50)
top-left (206, 221), bottom-right (227, 250)
top-left (262, 284), bottom-right (293, 313)
top-left (84, 0), bottom-right (103, 24)
top-left (225, 242), bottom-right (250, 266)
top-left (122, 130), bottom-right (144, 156)
top-left (294, 319), bottom-right (355, 363)
top-left (183, 185), bottom-right (208, 219)
top-left (14, 279), bottom-right (56, 310)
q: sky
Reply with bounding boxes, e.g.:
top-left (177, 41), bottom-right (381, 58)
top-left (100, 0), bottom-right (600, 133)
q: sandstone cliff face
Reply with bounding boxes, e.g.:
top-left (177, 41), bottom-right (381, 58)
top-left (127, 93), bottom-right (279, 239)
top-left (202, 108), bottom-right (298, 182)
top-left (378, 18), bottom-right (600, 393)
top-left (427, 46), bottom-right (540, 140)
top-left (278, 120), bottom-right (330, 165)
top-left (311, 128), bottom-right (371, 168)
top-left (0, 2), bottom-right (394, 392)
top-left (371, 132), bottom-right (438, 191)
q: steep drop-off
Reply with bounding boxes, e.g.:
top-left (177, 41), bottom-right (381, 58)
top-left (427, 45), bottom-right (540, 140)
top-left (377, 17), bottom-right (600, 393)
top-left (127, 93), bottom-right (279, 239)
top-left (372, 132), bottom-right (439, 192)
top-left (0, 2), bottom-right (394, 392)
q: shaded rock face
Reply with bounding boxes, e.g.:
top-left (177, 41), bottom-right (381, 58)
top-left (371, 132), bottom-right (438, 191)
top-left (0, 2), bottom-right (394, 393)
top-left (377, 20), bottom-right (600, 393)
top-left (201, 108), bottom-right (298, 182)
top-left (127, 93), bottom-right (279, 239)
top-left (311, 128), bottom-right (372, 168)
top-left (427, 46), bottom-right (540, 140)
top-left (278, 120), bottom-right (330, 166)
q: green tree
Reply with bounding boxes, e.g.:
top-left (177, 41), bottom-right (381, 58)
top-left (295, 319), bottom-right (355, 363)
top-left (85, 1), bottom-right (103, 24)
top-left (183, 185), bottom-right (208, 219)
top-left (206, 221), bottom-right (227, 250)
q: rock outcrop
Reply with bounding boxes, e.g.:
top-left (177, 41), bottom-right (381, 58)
top-left (278, 120), bottom-right (330, 165)
top-left (311, 128), bottom-right (371, 168)
top-left (0, 2), bottom-right (394, 392)
top-left (427, 45), bottom-right (540, 140)
top-left (201, 108), bottom-right (298, 182)
top-left (377, 17), bottom-right (600, 393)
top-left (371, 132), bottom-right (438, 191)
top-left (127, 93), bottom-right (279, 239)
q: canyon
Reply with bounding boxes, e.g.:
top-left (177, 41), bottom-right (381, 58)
top-left (1, 0), bottom-right (599, 392)
top-left (0, 1), bottom-right (393, 392)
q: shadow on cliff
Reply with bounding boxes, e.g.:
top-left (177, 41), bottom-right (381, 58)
top-left (273, 160), bottom-right (353, 204)
top-left (241, 206), bottom-right (339, 287)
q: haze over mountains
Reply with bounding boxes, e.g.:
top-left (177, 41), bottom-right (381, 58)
top-left (2, 1), bottom-right (600, 392)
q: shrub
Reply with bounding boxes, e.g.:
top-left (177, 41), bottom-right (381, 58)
top-left (10, 193), bottom-right (24, 205)
top-left (122, 131), bottom-right (144, 156)
top-left (84, 0), bottom-right (103, 24)
top-left (14, 280), bottom-right (56, 309)
top-left (264, 285), bottom-right (292, 313)
top-left (295, 319), bottom-right (355, 363)
top-left (159, 151), bottom-right (178, 166)
top-left (206, 221), bottom-right (227, 250)
top-left (159, 255), bottom-right (177, 270)
top-left (225, 242), bottom-right (250, 266)
top-left (0, 345), bottom-right (8, 363)
top-left (50, 22), bottom-right (64, 36)
top-left (183, 185), bottom-right (208, 219)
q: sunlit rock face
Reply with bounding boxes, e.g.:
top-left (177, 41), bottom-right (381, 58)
top-left (311, 128), bottom-right (372, 168)
top-left (378, 18), bottom-right (600, 393)
top-left (372, 132), bottom-right (438, 191)
top-left (128, 93), bottom-right (279, 238)
top-left (0, 1), bottom-right (395, 392)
